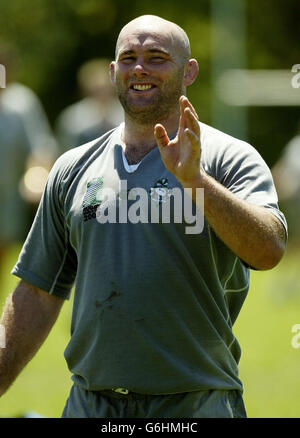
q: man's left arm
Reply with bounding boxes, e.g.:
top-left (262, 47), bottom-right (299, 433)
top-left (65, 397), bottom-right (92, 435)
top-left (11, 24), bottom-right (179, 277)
top-left (182, 171), bottom-right (286, 270)
top-left (155, 96), bottom-right (286, 270)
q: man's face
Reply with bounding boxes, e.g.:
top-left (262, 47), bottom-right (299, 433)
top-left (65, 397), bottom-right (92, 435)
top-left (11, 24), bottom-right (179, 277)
top-left (111, 28), bottom-right (187, 124)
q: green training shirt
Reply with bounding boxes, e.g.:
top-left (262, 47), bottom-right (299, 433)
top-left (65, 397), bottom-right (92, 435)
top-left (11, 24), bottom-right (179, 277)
top-left (12, 122), bottom-right (287, 394)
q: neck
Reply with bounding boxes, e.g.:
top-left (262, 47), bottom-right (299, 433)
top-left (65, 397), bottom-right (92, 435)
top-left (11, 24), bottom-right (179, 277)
top-left (121, 109), bottom-right (180, 164)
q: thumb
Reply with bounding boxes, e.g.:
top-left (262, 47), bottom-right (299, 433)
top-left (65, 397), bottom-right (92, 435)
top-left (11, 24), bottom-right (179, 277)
top-left (154, 124), bottom-right (170, 149)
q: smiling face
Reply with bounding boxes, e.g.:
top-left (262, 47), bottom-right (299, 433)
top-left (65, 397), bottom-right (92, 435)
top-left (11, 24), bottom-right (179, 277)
top-left (111, 16), bottom-right (194, 125)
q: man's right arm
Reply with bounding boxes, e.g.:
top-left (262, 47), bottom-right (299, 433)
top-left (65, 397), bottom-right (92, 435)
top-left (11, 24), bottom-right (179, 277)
top-left (0, 280), bottom-right (64, 397)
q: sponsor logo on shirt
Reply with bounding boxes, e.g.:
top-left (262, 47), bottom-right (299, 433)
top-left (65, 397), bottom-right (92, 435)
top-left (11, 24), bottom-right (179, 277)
top-left (149, 178), bottom-right (172, 204)
top-left (82, 177), bottom-right (103, 222)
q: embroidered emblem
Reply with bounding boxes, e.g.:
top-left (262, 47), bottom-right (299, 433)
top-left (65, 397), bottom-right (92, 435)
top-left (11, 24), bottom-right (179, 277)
top-left (149, 178), bottom-right (172, 204)
top-left (82, 177), bottom-right (103, 221)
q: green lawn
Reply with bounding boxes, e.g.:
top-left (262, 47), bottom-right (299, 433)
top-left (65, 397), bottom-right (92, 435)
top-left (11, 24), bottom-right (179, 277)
top-left (234, 243), bottom-right (300, 418)
top-left (0, 243), bottom-right (299, 418)
top-left (0, 244), bottom-right (74, 418)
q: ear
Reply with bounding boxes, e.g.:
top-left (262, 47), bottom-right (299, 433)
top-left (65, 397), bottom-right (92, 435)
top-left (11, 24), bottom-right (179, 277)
top-left (109, 61), bottom-right (116, 85)
top-left (183, 59), bottom-right (199, 87)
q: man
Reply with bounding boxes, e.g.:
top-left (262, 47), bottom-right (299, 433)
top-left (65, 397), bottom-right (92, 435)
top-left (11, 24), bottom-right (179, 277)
top-left (0, 15), bottom-right (287, 418)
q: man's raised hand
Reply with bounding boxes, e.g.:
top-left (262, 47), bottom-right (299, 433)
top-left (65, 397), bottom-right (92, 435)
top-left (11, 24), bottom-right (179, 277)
top-left (154, 96), bottom-right (202, 186)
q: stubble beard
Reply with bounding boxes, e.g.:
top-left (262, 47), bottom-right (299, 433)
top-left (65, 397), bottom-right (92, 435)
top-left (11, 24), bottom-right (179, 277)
top-left (116, 69), bottom-right (185, 125)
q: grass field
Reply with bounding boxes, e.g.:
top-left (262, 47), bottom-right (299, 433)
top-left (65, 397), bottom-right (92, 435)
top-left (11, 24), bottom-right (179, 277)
top-left (0, 242), bottom-right (299, 418)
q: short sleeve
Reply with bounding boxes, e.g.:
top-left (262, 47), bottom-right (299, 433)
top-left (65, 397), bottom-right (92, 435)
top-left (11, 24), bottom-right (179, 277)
top-left (214, 139), bottom-right (288, 236)
top-left (11, 157), bottom-right (77, 299)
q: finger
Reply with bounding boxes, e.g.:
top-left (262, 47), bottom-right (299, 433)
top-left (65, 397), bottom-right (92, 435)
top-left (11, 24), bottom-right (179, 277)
top-left (154, 124), bottom-right (170, 148)
top-left (179, 97), bottom-right (192, 132)
top-left (186, 99), bottom-right (199, 120)
top-left (185, 128), bottom-right (198, 141)
top-left (184, 107), bottom-right (200, 137)
top-left (180, 96), bottom-right (199, 120)
top-left (179, 97), bottom-right (194, 133)
top-left (179, 97), bottom-right (187, 131)
top-left (185, 128), bottom-right (200, 151)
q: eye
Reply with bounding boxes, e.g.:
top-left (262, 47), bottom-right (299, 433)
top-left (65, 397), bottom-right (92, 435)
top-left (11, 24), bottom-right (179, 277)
top-left (150, 56), bottom-right (165, 63)
top-left (120, 56), bottom-right (135, 64)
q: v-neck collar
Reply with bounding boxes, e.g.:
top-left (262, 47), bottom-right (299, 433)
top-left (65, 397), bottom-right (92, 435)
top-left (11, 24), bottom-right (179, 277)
top-left (121, 149), bottom-right (142, 173)
top-left (114, 123), bottom-right (160, 175)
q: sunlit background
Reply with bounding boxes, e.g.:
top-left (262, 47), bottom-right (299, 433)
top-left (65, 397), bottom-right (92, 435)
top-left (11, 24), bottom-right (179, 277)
top-left (0, 0), bottom-right (299, 418)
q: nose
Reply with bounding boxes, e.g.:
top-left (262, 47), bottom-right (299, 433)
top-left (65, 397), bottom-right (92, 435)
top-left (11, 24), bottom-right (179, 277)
top-left (132, 58), bottom-right (149, 77)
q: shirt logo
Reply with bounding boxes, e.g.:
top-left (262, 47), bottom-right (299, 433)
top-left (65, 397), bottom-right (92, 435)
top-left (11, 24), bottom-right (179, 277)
top-left (149, 178), bottom-right (172, 204)
top-left (82, 177), bottom-right (103, 221)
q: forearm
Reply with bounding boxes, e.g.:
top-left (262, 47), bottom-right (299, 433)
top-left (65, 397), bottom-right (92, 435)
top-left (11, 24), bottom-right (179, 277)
top-left (182, 171), bottom-right (286, 270)
top-left (0, 280), bottom-right (64, 397)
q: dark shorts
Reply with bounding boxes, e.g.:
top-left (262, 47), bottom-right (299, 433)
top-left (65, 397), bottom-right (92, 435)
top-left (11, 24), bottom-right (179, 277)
top-left (61, 385), bottom-right (247, 418)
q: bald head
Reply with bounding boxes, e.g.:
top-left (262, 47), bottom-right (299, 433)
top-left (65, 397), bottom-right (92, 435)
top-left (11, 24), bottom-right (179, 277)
top-left (111, 15), bottom-right (198, 126)
top-left (115, 15), bottom-right (191, 64)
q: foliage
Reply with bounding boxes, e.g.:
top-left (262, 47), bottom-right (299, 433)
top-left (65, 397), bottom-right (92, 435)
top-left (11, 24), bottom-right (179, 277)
top-left (0, 0), bottom-right (299, 165)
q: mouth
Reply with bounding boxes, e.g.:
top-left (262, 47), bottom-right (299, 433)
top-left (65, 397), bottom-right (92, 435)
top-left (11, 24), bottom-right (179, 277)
top-left (129, 83), bottom-right (157, 92)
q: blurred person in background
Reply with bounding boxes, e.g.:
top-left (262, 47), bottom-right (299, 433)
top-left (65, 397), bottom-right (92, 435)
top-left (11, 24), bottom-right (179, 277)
top-left (0, 42), bottom-right (58, 272)
top-left (272, 119), bottom-right (300, 245)
top-left (55, 58), bottom-right (123, 152)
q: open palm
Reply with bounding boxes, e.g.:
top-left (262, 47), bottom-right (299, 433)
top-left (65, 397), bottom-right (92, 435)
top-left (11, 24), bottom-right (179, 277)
top-left (154, 96), bottom-right (202, 185)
